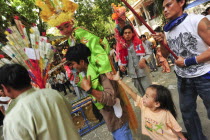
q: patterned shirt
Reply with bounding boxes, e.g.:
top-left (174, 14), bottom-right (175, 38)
top-left (165, 14), bottom-right (210, 78)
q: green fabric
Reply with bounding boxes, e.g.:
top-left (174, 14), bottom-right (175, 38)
top-left (101, 37), bottom-right (110, 55)
top-left (4, 88), bottom-right (80, 140)
top-left (73, 27), bottom-right (112, 110)
top-left (74, 28), bottom-right (112, 74)
top-left (77, 59), bottom-right (105, 110)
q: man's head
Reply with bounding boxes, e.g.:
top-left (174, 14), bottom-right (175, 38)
top-left (206, 7), bottom-right (210, 15)
top-left (65, 43), bottom-right (91, 73)
top-left (163, 0), bottom-right (187, 20)
top-left (140, 34), bottom-right (147, 42)
top-left (121, 25), bottom-right (134, 42)
top-left (0, 64), bottom-right (31, 98)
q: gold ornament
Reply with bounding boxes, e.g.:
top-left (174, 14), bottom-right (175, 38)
top-left (36, 0), bottom-right (78, 27)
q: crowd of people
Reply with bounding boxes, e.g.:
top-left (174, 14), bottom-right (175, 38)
top-left (0, 0), bottom-right (209, 140)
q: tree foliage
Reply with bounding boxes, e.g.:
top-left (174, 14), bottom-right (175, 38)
top-left (0, 0), bottom-right (43, 43)
top-left (75, 0), bottom-right (123, 38)
top-left (0, 0), bottom-right (136, 43)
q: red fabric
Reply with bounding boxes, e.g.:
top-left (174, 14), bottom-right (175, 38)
top-left (14, 16), bottom-right (19, 20)
top-left (0, 55), bottom-right (5, 58)
top-left (64, 65), bottom-right (74, 81)
top-left (119, 48), bottom-right (128, 65)
top-left (25, 59), bottom-right (46, 89)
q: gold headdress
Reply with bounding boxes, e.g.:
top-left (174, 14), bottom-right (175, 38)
top-left (36, 0), bottom-right (78, 27)
top-left (111, 3), bottom-right (126, 20)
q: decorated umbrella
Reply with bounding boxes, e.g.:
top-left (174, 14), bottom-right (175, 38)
top-left (1, 17), bottom-right (55, 89)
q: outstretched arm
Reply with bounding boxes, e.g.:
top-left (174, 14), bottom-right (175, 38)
top-left (118, 80), bottom-right (137, 101)
top-left (113, 71), bottom-right (137, 101)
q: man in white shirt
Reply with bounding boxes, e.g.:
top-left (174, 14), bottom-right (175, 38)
top-left (153, 0), bottom-right (210, 139)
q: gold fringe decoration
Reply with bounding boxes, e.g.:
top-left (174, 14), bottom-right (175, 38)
top-left (109, 56), bottom-right (138, 133)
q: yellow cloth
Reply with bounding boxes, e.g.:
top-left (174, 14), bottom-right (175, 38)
top-left (4, 88), bottom-right (80, 140)
top-left (134, 95), bottom-right (182, 140)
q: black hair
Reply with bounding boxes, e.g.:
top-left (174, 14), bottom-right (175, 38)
top-left (0, 64), bottom-right (31, 90)
top-left (154, 26), bottom-right (163, 32)
top-left (140, 34), bottom-right (146, 39)
top-left (148, 84), bottom-right (177, 119)
top-left (110, 40), bottom-right (116, 49)
top-left (206, 7), bottom-right (210, 12)
top-left (201, 11), bottom-right (207, 16)
top-left (178, 0), bottom-right (187, 11)
top-left (120, 25), bottom-right (134, 36)
top-left (65, 43), bottom-right (91, 64)
top-left (162, 0), bottom-right (187, 11)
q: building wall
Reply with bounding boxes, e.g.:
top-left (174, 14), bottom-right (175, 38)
top-left (127, 0), bottom-right (160, 36)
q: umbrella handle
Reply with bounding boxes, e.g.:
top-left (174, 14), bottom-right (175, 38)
top-left (120, 0), bottom-right (178, 59)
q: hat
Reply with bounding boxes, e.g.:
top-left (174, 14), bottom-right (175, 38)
top-left (36, 0), bottom-right (78, 27)
top-left (111, 3), bottom-right (126, 20)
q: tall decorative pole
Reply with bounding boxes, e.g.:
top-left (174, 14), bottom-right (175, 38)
top-left (121, 0), bottom-right (178, 59)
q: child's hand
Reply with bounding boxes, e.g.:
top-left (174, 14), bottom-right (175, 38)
top-left (112, 71), bottom-right (120, 81)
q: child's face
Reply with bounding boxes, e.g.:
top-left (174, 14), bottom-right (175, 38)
top-left (143, 88), bottom-right (158, 108)
top-left (57, 21), bottom-right (74, 36)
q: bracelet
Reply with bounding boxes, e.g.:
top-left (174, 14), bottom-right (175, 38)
top-left (184, 56), bottom-right (198, 67)
top-left (86, 87), bottom-right (92, 94)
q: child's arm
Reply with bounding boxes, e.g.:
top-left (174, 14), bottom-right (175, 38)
top-left (112, 71), bottom-right (138, 101)
top-left (118, 80), bottom-right (137, 101)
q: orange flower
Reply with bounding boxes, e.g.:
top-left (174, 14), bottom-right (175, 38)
top-left (112, 13), bottom-right (118, 20)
